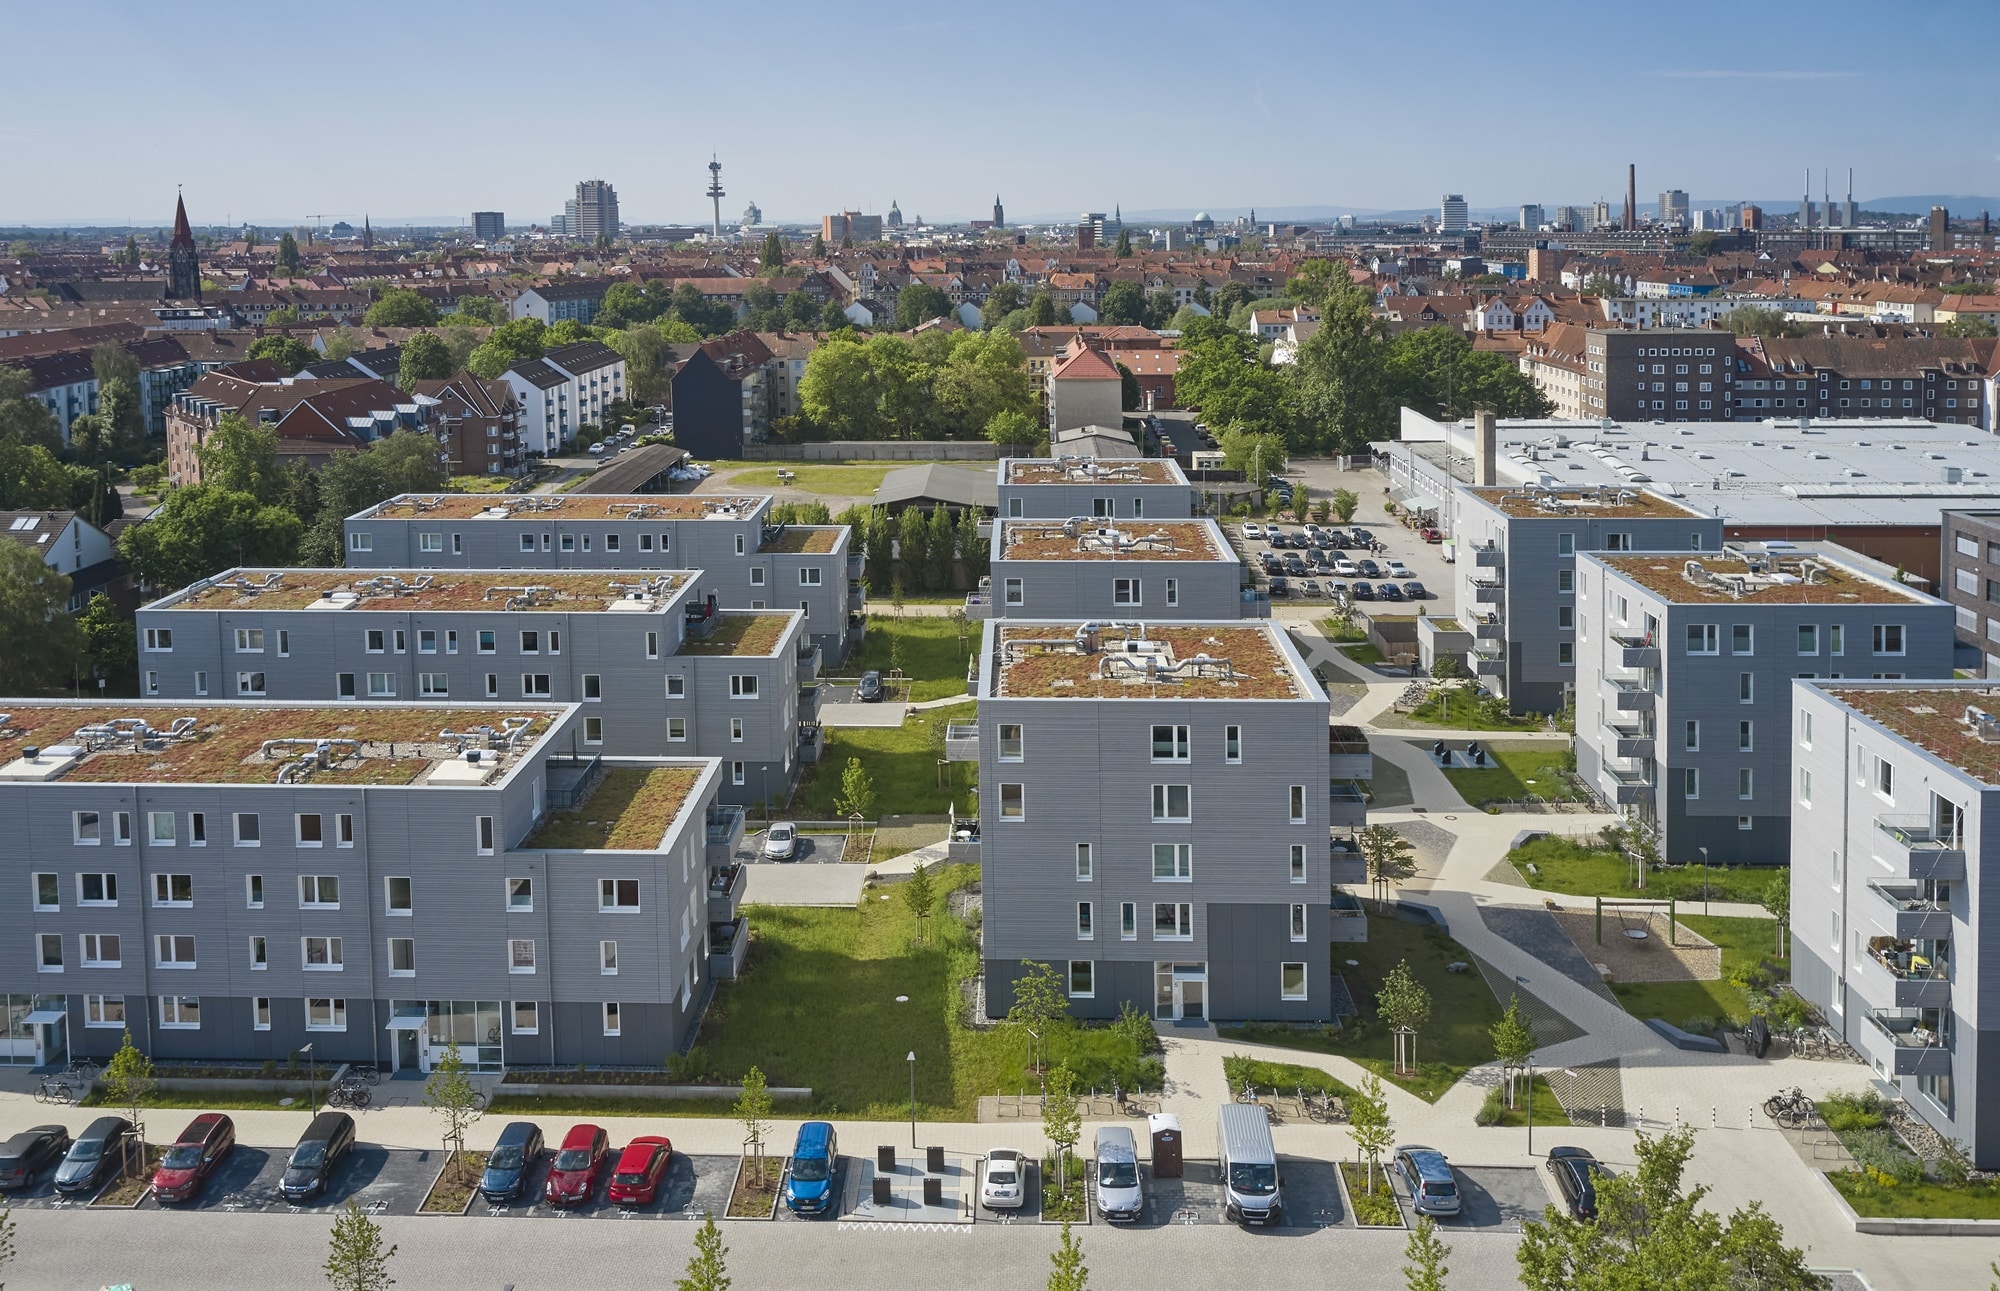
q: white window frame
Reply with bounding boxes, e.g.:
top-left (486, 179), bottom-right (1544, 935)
top-left (1280, 962), bottom-right (1309, 1001)
top-left (1150, 784), bottom-right (1192, 822)
top-left (302, 936), bottom-right (344, 971)
top-left (508, 939), bottom-right (537, 974)
top-left (1068, 960), bottom-right (1095, 999)
top-left (305, 998), bottom-right (347, 1032)
top-left (388, 937), bottom-right (416, 977)
top-left (599, 878), bottom-right (642, 912)
top-left (1152, 842), bottom-right (1193, 881)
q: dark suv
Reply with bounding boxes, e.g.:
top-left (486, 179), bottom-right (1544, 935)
top-left (0, 1124), bottom-right (71, 1191)
top-left (280, 1111), bottom-right (357, 1203)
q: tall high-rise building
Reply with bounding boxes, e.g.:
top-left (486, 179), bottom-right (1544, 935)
top-left (1931, 206), bottom-right (1951, 250)
top-left (1554, 205), bottom-right (1585, 232)
top-left (574, 179), bottom-right (620, 240)
top-left (1741, 204), bottom-right (1764, 231)
top-left (472, 211), bottom-right (505, 240)
top-left (1518, 204), bottom-right (1544, 231)
top-left (163, 191), bottom-right (201, 302)
top-left (1657, 189), bottom-right (1690, 226)
top-left (1439, 194), bottom-right (1468, 235)
top-left (1589, 200), bottom-right (1612, 230)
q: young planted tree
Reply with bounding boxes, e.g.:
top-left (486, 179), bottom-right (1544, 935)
top-left (1377, 960), bottom-right (1433, 1076)
top-left (902, 861), bottom-right (936, 943)
top-left (1048, 1217), bottom-right (1090, 1291)
top-left (1006, 960), bottom-right (1069, 1075)
top-left (324, 1200), bottom-right (397, 1291)
top-left (422, 1044), bottom-right (484, 1158)
top-left (1349, 1073), bottom-right (1393, 1190)
top-left (1042, 1063), bottom-right (1082, 1197)
top-left (102, 1030), bottom-right (155, 1166)
top-left (1330, 488), bottom-right (1360, 523)
top-left (1761, 873), bottom-right (1791, 958)
top-left (1403, 1214), bottom-right (1452, 1291)
top-left (834, 757), bottom-right (875, 821)
top-left (734, 1065), bottom-right (774, 1187)
top-left (1489, 994), bottom-right (1536, 1109)
top-left (1360, 824), bottom-right (1418, 910)
top-left (675, 1214), bottom-right (730, 1291)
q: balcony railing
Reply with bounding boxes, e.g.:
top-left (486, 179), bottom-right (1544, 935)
top-left (944, 722), bottom-right (980, 762)
top-left (1329, 780), bottom-right (1368, 827)
top-left (1611, 634), bottom-right (1660, 669)
top-left (1875, 816), bottom-right (1967, 881)
top-left (1867, 880), bottom-right (1954, 940)
top-left (705, 803), bottom-right (746, 852)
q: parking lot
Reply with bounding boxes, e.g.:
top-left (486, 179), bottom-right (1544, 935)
top-left (1225, 517), bottom-right (1453, 616)
top-left (133, 1143), bottom-right (440, 1216)
top-left (475, 1151), bottom-right (737, 1221)
top-left (1390, 1163), bottom-right (1548, 1233)
top-left (744, 829), bottom-right (848, 865)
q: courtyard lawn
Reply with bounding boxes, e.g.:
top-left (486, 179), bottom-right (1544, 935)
top-left (1506, 834), bottom-right (1777, 904)
top-left (727, 462), bottom-right (953, 496)
top-left (1339, 643), bottom-right (1386, 666)
top-left (793, 702), bottom-right (975, 817)
top-left (1607, 914), bottom-right (1788, 1031)
top-left (697, 865), bottom-right (1158, 1119)
top-left (1830, 1172), bottom-right (2000, 1219)
top-left (844, 616), bottom-right (980, 702)
top-left (1388, 687), bottom-right (1544, 731)
top-left (1438, 743), bottom-right (1587, 808)
top-left (1475, 1074), bottom-right (1566, 1128)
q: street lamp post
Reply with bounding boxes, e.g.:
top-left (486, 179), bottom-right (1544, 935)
top-left (907, 1051), bottom-right (917, 1149)
top-left (1698, 846), bottom-right (1710, 915)
top-left (1526, 1057), bottom-right (1536, 1158)
top-left (301, 1043), bottom-right (316, 1116)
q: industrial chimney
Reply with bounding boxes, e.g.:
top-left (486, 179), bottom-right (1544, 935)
top-left (1622, 164), bottom-right (1636, 232)
top-left (1472, 408), bottom-right (1499, 486)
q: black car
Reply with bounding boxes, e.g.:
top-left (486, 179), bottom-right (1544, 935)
top-left (1546, 1147), bottom-right (1602, 1220)
top-left (1267, 532), bottom-right (1288, 549)
top-left (857, 671), bottom-right (884, 703)
top-left (1356, 558), bottom-right (1383, 579)
top-left (1321, 529), bottom-right (1350, 548)
top-left (1378, 582), bottom-right (1404, 601)
top-left (54, 1116), bottom-right (133, 1196)
top-left (280, 1111), bottom-right (357, 1203)
top-left (0, 1124), bottom-right (71, 1191)
top-left (1351, 581), bottom-right (1375, 600)
top-left (1402, 581), bottom-right (1429, 600)
top-left (1349, 527), bottom-right (1375, 544)
top-left (480, 1121), bottom-right (546, 1202)
top-left (1268, 576), bottom-right (1290, 598)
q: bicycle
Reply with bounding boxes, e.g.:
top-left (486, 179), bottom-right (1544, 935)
top-left (469, 1089), bottom-right (489, 1113)
top-left (34, 1076), bottom-right (73, 1105)
top-left (327, 1079), bottom-right (372, 1110)
top-left (1299, 1086), bottom-right (1339, 1124)
top-left (352, 1065), bottom-right (382, 1086)
top-left (65, 1056), bottom-right (100, 1082)
top-left (1763, 1087), bottom-right (1813, 1128)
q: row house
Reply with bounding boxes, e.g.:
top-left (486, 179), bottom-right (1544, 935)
top-left (411, 374), bottom-right (526, 477)
top-left (1734, 336), bottom-right (1991, 426)
top-left (501, 343), bottom-right (626, 453)
top-left (510, 279), bottom-right (613, 326)
top-left (165, 370), bottom-right (430, 488)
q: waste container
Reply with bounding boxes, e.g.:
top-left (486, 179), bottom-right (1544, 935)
top-left (1148, 1112), bottom-right (1183, 1179)
top-left (926, 1145), bottom-right (945, 1174)
top-left (877, 1144), bottom-right (896, 1174)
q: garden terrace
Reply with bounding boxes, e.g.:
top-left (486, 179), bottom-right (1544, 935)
top-left (678, 612), bottom-right (794, 656)
top-left (361, 493), bottom-right (765, 521)
top-left (157, 570), bottom-right (687, 614)
top-left (759, 527), bottom-right (843, 554)
top-left (521, 766), bottom-right (705, 850)
top-left (1833, 686), bottom-right (2000, 784)
top-left (1597, 551), bottom-right (1922, 605)
top-left (1467, 486), bottom-right (1704, 520)
top-left (993, 623), bottom-right (1303, 700)
top-left (0, 703), bottom-right (558, 786)
top-left (998, 520), bottom-right (1226, 562)
top-left (1004, 459), bottom-right (1178, 485)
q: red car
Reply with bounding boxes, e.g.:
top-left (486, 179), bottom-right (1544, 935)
top-left (606, 1135), bottom-right (673, 1207)
top-left (543, 1124), bottom-right (608, 1207)
top-left (152, 1113), bottom-right (235, 1204)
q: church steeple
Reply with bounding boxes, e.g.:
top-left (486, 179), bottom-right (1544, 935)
top-left (362, 214), bottom-right (373, 251)
top-left (164, 188), bottom-right (201, 302)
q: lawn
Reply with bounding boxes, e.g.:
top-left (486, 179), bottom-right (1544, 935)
top-left (1222, 1055), bottom-right (1354, 1100)
top-left (1390, 687), bottom-right (1544, 731)
top-left (1318, 617), bottom-right (1367, 644)
top-left (1830, 1171), bottom-right (2000, 1218)
top-left (844, 616), bottom-right (979, 702)
top-left (1441, 743), bottom-right (1585, 808)
top-left (1340, 1161), bottom-right (1403, 1226)
top-left (486, 1094), bottom-right (745, 1119)
top-left (1339, 643), bottom-right (1386, 666)
top-left (449, 475), bottom-right (520, 494)
top-left (1475, 1074), bottom-right (1566, 1128)
top-left (695, 865), bottom-right (1159, 1119)
top-left (1607, 914), bottom-right (1788, 1031)
top-left (1220, 913), bottom-right (1506, 1102)
top-left (727, 462), bottom-right (954, 496)
top-left (1506, 834), bottom-right (1779, 904)
top-left (793, 702), bottom-right (975, 817)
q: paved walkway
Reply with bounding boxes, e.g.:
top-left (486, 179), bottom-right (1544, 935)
top-left (741, 862), bottom-right (867, 906)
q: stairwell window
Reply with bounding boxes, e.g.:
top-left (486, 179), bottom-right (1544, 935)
top-left (998, 724), bottom-right (1024, 761)
top-left (1075, 843), bottom-right (1092, 880)
top-left (1076, 902), bottom-right (1093, 939)
top-left (1225, 726), bottom-right (1242, 763)
top-left (1290, 904), bottom-right (1308, 942)
top-left (1739, 673), bottom-right (1754, 703)
top-left (1120, 902), bottom-right (1137, 940)
top-left (1151, 785), bottom-right (1191, 822)
top-left (1738, 769), bottom-right (1754, 799)
top-left (1289, 785), bottom-right (1306, 822)
top-left (999, 784), bottom-right (1024, 820)
top-left (1153, 843), bottom-right (1192, 881)
top-left (1291, 844), bottom-right (1307, 883)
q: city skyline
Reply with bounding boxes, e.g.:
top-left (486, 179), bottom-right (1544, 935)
top-left (4, 0), bottom-right (1996, 226)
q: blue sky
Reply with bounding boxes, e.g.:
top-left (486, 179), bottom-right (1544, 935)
top-left (6, 0), bottom-right (1996, 226)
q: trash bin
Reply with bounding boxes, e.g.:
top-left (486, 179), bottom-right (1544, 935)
top-left (923, 1176), bottom-right (942, 1207)
top-left (877, 1144), bottom-right (896, 1174)
top-left (926, 1145), bottom-right (945, 1174)
top-left (872, 1175), bottom-right (892, 1206)
top-left (1148, 1112), bottom-right (1183, 1179)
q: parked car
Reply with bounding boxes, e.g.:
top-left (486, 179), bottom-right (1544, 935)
top-left (1385, 560), bottom-right (1412, 578)
top-left (1329, 580), bottom-right (1350, 600)
top-left (763, 823), bottom-right (798, 861)
top-left (1546, 1146), bottom-right (1602, 1220)
top-left (0, 1124), bottom-right (71, 1191)
top-left (480, 1122), bottom-right (545, 1203)
top-left (1378, 582), bottom-right (1404, 601)
top-left (1268, 576), bottom-right (1290, 598)
top-left (1258, 554), bottom-right (1280, 574)
top-left (1333, 559), bottom-right (1360, 577)
top-left (1403, 581), bottom-right (1428, 600)
top-left (1321, 529), bottom-right (1351, 548)
top-left (1093, 1126), bottom-right (1144, 1222)
top-left (1301, 580), bottom-right (1324, 599)
top-left (980, 1147), bottom-right (1026, 1211)
top-left (857, 671), bottom-right (884, 702)
top-left (587, 441), bottom-right (607, 456)
top-left (279, 1112), bottom-right (356, 1204)
top-left (1419, 526), bottom-right (1443, 542)
top-left (784, 1121), bottom-right (839, 1215)
top-left (544, 1124), bottom-right (609, 1207)
top-left (1394, 1145), bottom-right (1461, 1217)
top-left (1351, 581), bottom-right (1375, 600)
top-left (1356, 558), bottom-right (1383, 579)
top-left (55, 1116), bottom-right (134, 1196)
top-left (1349, 527), bottom-right (1375, 544)
top-left (1283, 556), bottom-right (1307, 574)
top-left (607, 1136), bottom-right (673, 1207)
top-left (151, 1113), bottom-right (235, 1204)
top-left (1241, 523), bottom-right (1265, 541)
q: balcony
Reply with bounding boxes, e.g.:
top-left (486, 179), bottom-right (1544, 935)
top-left (1329, 890), bottom-right (1368, 943)
top-left (1612, 634), bottom-right (1660, 669)
top-left (1472, 584), bottom-right (1505, 605)
top-left (706, 863), bottom-right (746, 924)
top-left (1599, 763), bottom-right (1655, 804)
top-left (945, 722), bottom-right (980, 763)
top-left (1864, 1009), bottom-right (1952, 1077)
top-left (1329, 780), bottom-right (1368, 828)
top-left (1328, 726), bottom-right (1373, 780)
top-left (1473, 618), bottom-right (1504, 641)
top-left (705, 804), bottom-right (746, 866)
top-left (1856, 942), bottom-right (1951, 1010)
top-left (709, 917), bottom-right (750, 980)
top-left (1608, 722), bottom-right (1654, 760)
top-left (1473, 546), bottom-right (1504, 568)
top-left (796, 638), bottom-right (820, 686)
top-left (1470, 645), bottom-right (1504, 676)
top-left (1874, 816), bottom-right (1967, 883)
top-left (848, 552), bottom-right (865, 580)
top-left (1866, 881), bottom-right (1953, 941)
top-left (963, 592), bottom-right (992, 621)
top-left (797, 720), bottom-right (823, 764)
top-left (1328, 837), bottom-right (1366, 886)
top-left (1604, 678), bottom-right (1655, 712)
top-left (849, 580), bottom-right (867, 611)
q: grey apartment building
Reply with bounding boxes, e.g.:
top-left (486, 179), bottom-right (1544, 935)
top-left (1453, 484), bottom-right (1724, 717)
top-left (0, 700), bottom-right (748, 1074)
top-left (343, 494), bottom-right (859, 663)
top-left (984, 519), bottom-right (1249, 621)
top-left (135, 569), bottom-right (804, 807)
top-left (997, 457), bottom-right (1194, 521)
top-left (1574, 544), bottom-right (1952, 864)
top-left (1790, 681), bottom-right (2000, 1166)
top-left (970, 620), bottom-right (1365, 1025)
top-left (1582, 328), bottom-right (1735, 422)
top-left (1941, 511), bottom-right (2000, 676)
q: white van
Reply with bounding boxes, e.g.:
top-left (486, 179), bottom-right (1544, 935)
top-left (1092, 1126), bottom-right (1143, 1222)
top-left (1217, 1103), bottom-right (1283, 1225)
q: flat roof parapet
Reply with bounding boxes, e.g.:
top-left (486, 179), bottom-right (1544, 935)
top-left (157, 569), bottom-right (691, 614)
top-left (991, 621), bottom-right (1301, 699)
top-left (999, 519), bottom-right (1225, 562)
top-left (360, 494), bottom-right (766, 521)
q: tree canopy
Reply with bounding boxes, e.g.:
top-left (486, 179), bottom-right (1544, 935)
top-left (117, 485), bottom-right (303, 589)
top-left (0, 541), bottom-right (84, 693)
top-left (248, 334), bottom-right (314, 375)
top-left (364, 287), bottom-right (439, 328)
top-left (397, 331), bottom-right (453, 389)
top-left (799, 329), bottom-right (1032, 440)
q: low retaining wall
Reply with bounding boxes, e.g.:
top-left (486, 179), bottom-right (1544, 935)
top-left (152, 1075), bottom-right (319, 1095)
top-left (745, 442), bottom-right (1002, 462)
top-left (496, 1081), bottom-right (812, 1101)
top-left (1814, 1167), bottom-right (2000, 1235)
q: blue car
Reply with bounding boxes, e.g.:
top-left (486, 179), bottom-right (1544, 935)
top-left (480, 1121), bottom-right (545, 1202)
top-left (785, 1121), bottom-right (839, 1215)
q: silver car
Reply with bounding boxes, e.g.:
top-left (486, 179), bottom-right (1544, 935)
top-left (762, 823), bottom-right (798, 861)
top-left (980, 1148), bottom-right (1025, 1210)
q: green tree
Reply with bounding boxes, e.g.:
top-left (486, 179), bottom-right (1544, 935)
top-left (324, 1200), bottom-right (397, 1291)
top-left (91, 341), bottom-right (140, 390)
top-left (1761, 874), bottom-right (1791, 957)
top-left (1177, 319), bottom-right (1294, 440)
top-left (196, 414), bottom-right (283, 502)
top-left (759, 231), bottom-right (785, 272)
top-left (1113, 227), bottom-right (1133, 258)
top-left (276, 232), bottom-right (301, 275)
top-left (934, 332), bottom-right (1033, 437)
top-left (926, 505), bottom-right (955, 589)
top-left (820, 299), bottom-right (851, 332)
top-left (1580, 274), bottom-right (1622, 298)
top-left (451, 294), bottom-right (504, 324)
top-left (78, 592), bottom-right (136, 691)
top-left (956, 505), bottom-right (988, 581)
top-left (863, 507), bottom-right (894, 591)
top-left (0, 439), bottom-right (83, 510)
top-left (364, 287), bottom-right (439, 328)
top-left (1361, 824), bottom-right (1418, 909)
top-left (1517, 1126), bottom-right (1820, 1291)
top-left (1385, 326), bottom-right (1552, 421)
top-left (1330, 488), bottom-right (1359, 523)
top-left (120, 232), bottom-right (141, 266)
top-left (985, 408), bottom-right (1043, 451)
top-left (903, 861), bottom-right (937, 943)
top-left (1117, 362), bottom-right (1142, 411)
top-left (1026, 291), bottom-right (1059, 327)
top-left (834, 756), bottom-right (875, 820)
top-left (734, 1065), bottom-right (775, 1185)
top-left (1349, 1073), bottom-right (1392, 1189)
top-left (1489, 994), bottom-right (1536, 1108)
top-left (674, 1214), bottom-right (730, 1291)
top-left (1006, 960), bottom-right (1069, 1075)
top-left (102, 1030), bottom-right (156, 1143)
top-left (0, 542), bottom-right (82, 694)
top-left (897, 282), bottom-right (951, 330)
top-left (1099, 279), bottom-right (1148, 325)
top-left (397, 332), bottom-right (453, 389)
top-left (0, 366), bottom-right (64, 454)
top-left (1404, 1214), bottom-right (1452, 1291)
top-left (1048, 1217), bottom-right (1089, 1291)
top-left (1211, 281), bottom-right (1251, 318)
top-left (1944, 316), bottom-right (1999, 338)
top-left (248, 335), bottom-right (315, 376)
top-left (1042, 1063), bottom-right (1082, 1194)
top-left (809, 231), bottom-right (826, 258)
top-left (321, 329), bottom-right (365, 362)
top-left (1377, 960), bottom-right (1433, 1074)
top-left (1686, 230), bottom-right (1720, 256)
top-left (1289, 277), bottom-right (1394, 454)
top-left (1217, 426), bottom-right (1287, 481)
top-left (897, 505), bottom-right (930, 588)
top-left (118, 485), bottom-right (302, 587)
top-left (1286, 258), bottom-right (1347, 307)
top-left (544, 319), bottom-right (592, 348)
top-left (422, 1044), bottom-right (483, 1157)
top-left (981, 281), bottom-right (1024, 329)
top-left (264, 307), bottom-right (300, 327)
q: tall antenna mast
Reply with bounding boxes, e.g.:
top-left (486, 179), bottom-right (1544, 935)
top-left (706, 156), bottom-right (726, 240)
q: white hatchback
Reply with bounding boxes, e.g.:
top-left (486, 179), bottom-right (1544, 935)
top-left (1241, 523), bottom-right (1265, 541)
top-left (762, 823), bottom-right (798, 861)
top-left (981, 1148), bottom-right (1026, 1210)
